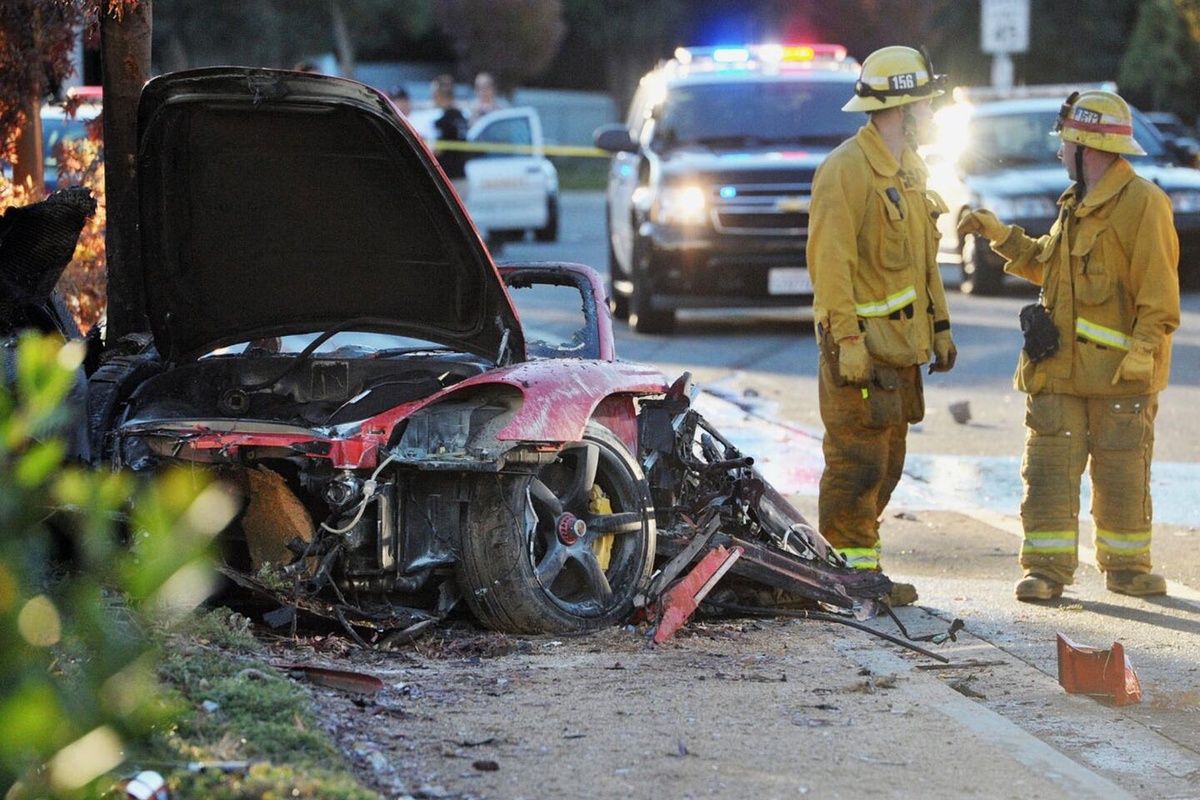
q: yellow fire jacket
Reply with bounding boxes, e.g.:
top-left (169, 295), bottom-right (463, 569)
top-left (807, 124), bottom-right (951, 367)
top-left (994, 158), bottom-right (1180, 397)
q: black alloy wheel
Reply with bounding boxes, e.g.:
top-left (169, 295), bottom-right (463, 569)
top-left (457, 422), bottom-right (656, 633)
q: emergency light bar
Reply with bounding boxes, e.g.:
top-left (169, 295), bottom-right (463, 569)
top-left (672, 43), bottom-right (855, 72)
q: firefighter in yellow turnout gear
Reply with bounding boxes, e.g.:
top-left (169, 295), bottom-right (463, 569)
top-left (807, 47), bottom-right (956, 606)
top-left (959, 90), bottom-right (1180, 601)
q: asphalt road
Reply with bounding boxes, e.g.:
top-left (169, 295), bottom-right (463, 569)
top-left (494, 190), bottom-right (1200, 793)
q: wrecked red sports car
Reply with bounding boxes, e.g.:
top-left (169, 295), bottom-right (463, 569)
top-left (84, 68), bottom-right (890, 638)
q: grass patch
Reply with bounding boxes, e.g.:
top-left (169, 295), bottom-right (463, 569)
top-left (553, 156), bottom-right (609, 191)
top-left (138, 608), bottom-right (377, 799)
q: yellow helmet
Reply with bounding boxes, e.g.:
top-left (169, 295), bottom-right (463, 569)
top-left (1053, 90), bottom-right (1146, 156)
top-left (842, 46), bottom-right (946, 112)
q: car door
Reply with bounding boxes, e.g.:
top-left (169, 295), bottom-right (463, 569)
top-left (465, 108), bottom-right (550, 235)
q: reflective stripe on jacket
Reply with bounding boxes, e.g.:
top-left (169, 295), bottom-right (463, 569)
top-left (994, 158), bottom-right (1180, 397)
top-left (807, 124), bottom-right (951, 367)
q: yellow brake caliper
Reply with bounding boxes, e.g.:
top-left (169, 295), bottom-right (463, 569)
top-left (589, 484), bottom-right (614, 570)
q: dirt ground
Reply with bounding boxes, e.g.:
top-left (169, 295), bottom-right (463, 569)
top-left (257, 611), bottom-right (1114, 800)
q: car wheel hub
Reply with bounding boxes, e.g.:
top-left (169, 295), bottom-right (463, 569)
top-left (556, 513), bottom-right (587, 545)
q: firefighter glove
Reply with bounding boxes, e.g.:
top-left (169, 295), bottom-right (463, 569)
top-left (837, 335), bottom-right (871, 385)
top-left (929, 330), bottom-right (957, 373)
top-left (1111, 340), bottom-right (1155, 385)
top-left (956, 209), bottom-right (1010, 243)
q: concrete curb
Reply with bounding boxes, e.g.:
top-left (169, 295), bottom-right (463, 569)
top-left (837, 638), bottom-right (1138, 800)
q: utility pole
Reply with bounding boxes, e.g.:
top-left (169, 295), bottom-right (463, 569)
top-left (980, 0), bottom-right (1030, 90)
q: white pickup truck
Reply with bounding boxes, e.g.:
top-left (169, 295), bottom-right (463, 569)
top-left (407, 106), bottom-right (559, 244)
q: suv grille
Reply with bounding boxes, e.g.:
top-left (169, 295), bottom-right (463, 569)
top-left (710, 181), bottom-right (812, 236)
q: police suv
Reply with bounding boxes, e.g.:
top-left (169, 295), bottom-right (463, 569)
top-left (594, 45), bottom-right (865, 333)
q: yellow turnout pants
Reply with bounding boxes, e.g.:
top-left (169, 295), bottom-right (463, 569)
top-left (818, 354), bottom-right (924, 569)
top-left (1019, 392), bottom-right (1157, 584)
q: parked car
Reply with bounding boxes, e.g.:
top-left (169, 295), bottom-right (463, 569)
top-left (594, 44), bottom-right (864, 333)
top-left (407, 105), bottom-right (559, 244)
top-left (925, 91), bottom-right (1200, 294)
top-left (1142, 110), bottom-right (1200, 167)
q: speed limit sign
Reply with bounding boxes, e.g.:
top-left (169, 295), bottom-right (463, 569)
top-left (981, 0), bottom-right (1030, 54)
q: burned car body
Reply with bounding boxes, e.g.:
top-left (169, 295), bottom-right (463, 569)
top-left (87, 68), bottom-right (890, 637)
top-left (85, 68), bottom-right (665, 634)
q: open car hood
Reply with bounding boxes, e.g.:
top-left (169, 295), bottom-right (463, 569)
top-left (135, 67), bottom-right (523, 363)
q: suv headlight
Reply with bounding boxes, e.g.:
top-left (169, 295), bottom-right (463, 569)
top-left (982, 194), bottom-right (1058, 220)
top-left (655, 185), bottom-right (708, 226)
top-left (1168, 189), bottom-right (1200, 214)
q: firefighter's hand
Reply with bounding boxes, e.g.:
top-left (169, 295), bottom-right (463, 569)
top-left (956, 209), bottom-right (1010, 243)
top-left (929, 330), bottom-right (957, 374)
top-left (1111, 341), bottom-right (1155, 385)
top-left (837, 335), bottom-right (871, 385)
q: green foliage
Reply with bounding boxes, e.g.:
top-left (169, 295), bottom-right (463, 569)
top-left (151, 0), bottom-right (435, 74)
top-left (0, 333), bottom-right (229, 798)
top-left (169, 762), bottom-right (378, 800)
top-left (1120, 0), bottom-right (1200, 121)
top-left (0, 337), bottom-right (371, 798)
top-left (554, 156), bottom-right (608, 191)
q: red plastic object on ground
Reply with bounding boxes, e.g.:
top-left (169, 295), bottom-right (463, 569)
top-left (1056, 633), bottom-right (1142, 706)
top-left (652, 545), bottom-right (744, 644)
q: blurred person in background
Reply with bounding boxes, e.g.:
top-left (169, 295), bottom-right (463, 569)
top-left (470, 71), bottom-right (507, 119)
top-left (388, 86), bottom-right (412, 116)
top-left (431, 74), bottom-right (469, 195)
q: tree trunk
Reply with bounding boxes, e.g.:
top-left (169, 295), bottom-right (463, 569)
top-left (12, 94), bottom-right (45, 197)
top-left (101, 0), bottom-right (152, 341)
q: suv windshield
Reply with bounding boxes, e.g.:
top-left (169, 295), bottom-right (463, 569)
top-left (655, 80), bottom-right (863, 149)
top-left (962, 109), bottom-right (1168, 174)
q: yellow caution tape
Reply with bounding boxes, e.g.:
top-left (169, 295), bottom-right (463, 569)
top-left (429, 140), bottom-right (611, 158)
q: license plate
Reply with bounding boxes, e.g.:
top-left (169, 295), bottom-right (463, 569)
top-left (768, 267), bottom-right (812, 295)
